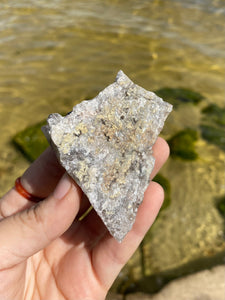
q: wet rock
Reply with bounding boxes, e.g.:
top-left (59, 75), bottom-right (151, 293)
top-left (43, 70), bottom-right (172, 242)
top-left (155, 87), bottom-right (204, 108)
top-left (168, 128), bottom-right (198, 160)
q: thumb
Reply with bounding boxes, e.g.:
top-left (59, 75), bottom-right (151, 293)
top-left (0, 173), bottom-right (82, 270)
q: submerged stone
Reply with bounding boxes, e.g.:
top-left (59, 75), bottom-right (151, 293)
top-left (43, 70), bottom-right (172, 242)
top-left (168, 128), bottom-right (198, 161)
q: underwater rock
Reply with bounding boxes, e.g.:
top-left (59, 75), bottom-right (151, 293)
top-left (43, 70), bottom-right (172, 242)
top-left (168, 128), bottom-right (198, 161)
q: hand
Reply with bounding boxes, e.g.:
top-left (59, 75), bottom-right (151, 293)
top-left (0, 138), bottom-right (169, 300)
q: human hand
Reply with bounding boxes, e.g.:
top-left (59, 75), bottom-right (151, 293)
top-left (0, 137), bottom-right (169, 300)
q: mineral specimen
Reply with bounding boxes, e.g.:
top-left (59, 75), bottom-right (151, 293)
top-left (42, 71), bottom-right (173, 242)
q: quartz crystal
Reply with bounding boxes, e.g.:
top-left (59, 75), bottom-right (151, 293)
top-left (42, 71), bottom-right (173, 242)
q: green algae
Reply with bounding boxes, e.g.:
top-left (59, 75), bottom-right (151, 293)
top-left (12, 121), bottom-right (49, 162)
top-left (200, 125), bottom-right (225, 151)
top-left (155, 87), bottom-right (204, 108)
top-left (168, 128), bottom-right (198, 160)
top-left (200, 104), bottom-right (225, 151)
top-left (202, 104), bottom-right (225, 126)
top-left (154, 173), bottom-right (171, 210)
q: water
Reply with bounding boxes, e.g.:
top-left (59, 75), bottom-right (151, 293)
top-left (0, 0), bottom-right (224, 291)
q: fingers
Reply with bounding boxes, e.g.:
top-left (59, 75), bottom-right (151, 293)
top-left (92, 181), bottom-right (164, 290)
top-left (0, 174), bottom-right (82, 270)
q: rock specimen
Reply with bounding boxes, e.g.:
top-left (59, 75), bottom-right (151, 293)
top-left (42, 71), bottom-right (172, 242)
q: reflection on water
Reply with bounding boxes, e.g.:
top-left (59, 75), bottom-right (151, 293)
top-left (0, 0), bottom-right (224, 291)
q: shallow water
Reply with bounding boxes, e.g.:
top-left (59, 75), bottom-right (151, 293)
top-left (0, 0), bottom-right (224, 193)
top-left (0, 0), bottom-right (224, 291)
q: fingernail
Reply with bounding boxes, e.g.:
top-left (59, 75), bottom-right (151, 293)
top-left (53, 173), bottom-right (71, 200)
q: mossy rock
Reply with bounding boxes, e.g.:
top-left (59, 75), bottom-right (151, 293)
top-left (202, 104), bottom-right (225, 126)
top-left (168, 128), bottom-right (198, 161)
top-left (154, 173), bottom-right (171, 211)
top-left (13, 121), bottom-right (49, 162)
top-left (155, 87), bottom-right (204, 108)
top-left (200, 125), bottom-right (225, 151)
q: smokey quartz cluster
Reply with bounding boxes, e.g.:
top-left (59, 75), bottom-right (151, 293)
top-left (42, 71), bottom-right (172, 242)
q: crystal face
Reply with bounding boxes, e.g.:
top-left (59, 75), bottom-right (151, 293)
top-left (43, 71), bottom-right (173, 242)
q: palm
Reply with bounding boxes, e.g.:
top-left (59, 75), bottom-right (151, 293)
top-left (10, 218), bottom-right (106, 300)
top-left (24, 229), bottom-right (106, 300)
top-left (14, 211), bottom-right (130, 300)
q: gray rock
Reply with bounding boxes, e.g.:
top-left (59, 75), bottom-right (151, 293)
top-left (43, 71), bottom-right (172, 242)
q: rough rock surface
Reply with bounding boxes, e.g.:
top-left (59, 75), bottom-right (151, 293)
top-left (43, 71), bottom-right (172, 242)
